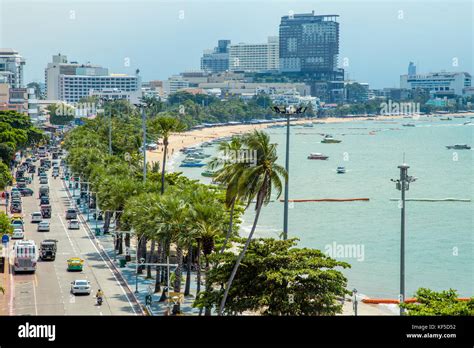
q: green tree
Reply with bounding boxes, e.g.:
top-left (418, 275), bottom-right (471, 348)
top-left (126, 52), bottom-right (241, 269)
top-left (400, 288), bottom-right (474, 316)
top-left (0, 212), bottom-right (13, 235)
top-left (148, 115), bottom-right (186, 194)
top-left (195, 238), bottom-right (350, 315)
top-left (218, 130), bottom-right (287, 315)
top-left (0, 161), bottom-right (13, 190)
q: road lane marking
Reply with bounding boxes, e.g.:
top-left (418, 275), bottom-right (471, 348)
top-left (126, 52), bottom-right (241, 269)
top-left (32, 281), bottom-right (38, 315)
top-left (58, 213), bottom-right (77, 254)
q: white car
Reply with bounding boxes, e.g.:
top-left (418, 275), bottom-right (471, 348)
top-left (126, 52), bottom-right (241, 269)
top-left (39, 177), bottom-right (48, 184)
top-left (68, 219), bottom-right (80, 230)
top-left (70, 280), bottom-right (91, 295)
top-left (11, 229), bottom-right (24, 239)
top-left (37, 220), bottom-right (50, 232)
top-left (31, 212), bottom-right (43, 223)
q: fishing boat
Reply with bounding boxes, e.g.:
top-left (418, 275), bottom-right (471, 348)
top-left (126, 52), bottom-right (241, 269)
top-left (180, 162), bottom-right (206, 168)
top-left (402, 123), bottom-right (416, 127)
top-left (336, 166), bottom-right (346, 174)
top-left (307, 153), bottom-right (329, 160)
top-left (321, 135), bottom-right (342, 143)
top-left (201, 170), bottom-right (216, 177)
top-left (446, 144), bottom-right (471, 150)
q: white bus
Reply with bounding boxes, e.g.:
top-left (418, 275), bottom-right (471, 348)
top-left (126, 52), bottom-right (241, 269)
top-left (12, 240), bottom-right (38, 273)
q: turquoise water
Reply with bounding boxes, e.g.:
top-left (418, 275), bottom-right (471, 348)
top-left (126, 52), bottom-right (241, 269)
top-left (173, 116), bottom-right (473, 298)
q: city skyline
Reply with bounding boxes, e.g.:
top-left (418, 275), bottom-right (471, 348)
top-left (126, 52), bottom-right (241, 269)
top-left (0, 0), bottom-right (472, 88)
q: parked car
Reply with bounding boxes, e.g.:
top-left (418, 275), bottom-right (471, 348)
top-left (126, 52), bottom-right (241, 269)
top-left (68, 219), bottom-right (80, 230)
top-left (37, 220), bottom-right (50, 232)
top-left (70, 280), bottom-right (91, 295)
top-left (11, 229), bottom-right (24, 240)
top-left (65, 209), bottom-right (77, 220)
top-left (31, 212), bottom-right (43, 223)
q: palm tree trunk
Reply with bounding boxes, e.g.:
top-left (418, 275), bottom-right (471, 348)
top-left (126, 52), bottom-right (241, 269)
top-left (173, 244), bottom-right (183, 314)
top-left (160, 139), bottom-right (168, 195)
top-left (154, 240), bottom-right (163, 293)
top-left (103, 211), bottom-right (111, 234)
top-left (137, 235), bottom-right (147, 274)
top-left (146, 239), bottom-right (155, 279)
top-left (218, 194), bottom-right (264, 316)
top-left (196, 240), bottom-right (202, 295)
top-left (184, 244), bottom-right (192, 296)
top-left (219, 199), bottom-right (235, 254)
top-left (204, 255), bottom-right (212, 316)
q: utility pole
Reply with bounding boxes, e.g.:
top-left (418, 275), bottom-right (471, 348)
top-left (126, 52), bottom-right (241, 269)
top-left (272, 105), bottom-right (307, 240)
top-left (391, 161), bottom-right (416, 316)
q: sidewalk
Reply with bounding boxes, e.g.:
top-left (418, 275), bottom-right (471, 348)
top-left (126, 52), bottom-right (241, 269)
top-left (66, 179), bottom-right (201, 316)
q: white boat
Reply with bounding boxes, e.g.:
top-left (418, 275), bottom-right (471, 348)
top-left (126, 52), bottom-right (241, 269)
top-left (308, 153), bottom-right (329, 160)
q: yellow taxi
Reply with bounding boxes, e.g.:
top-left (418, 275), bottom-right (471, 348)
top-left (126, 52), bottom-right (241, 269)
top-left (67, 258), bottom-right (84, 271)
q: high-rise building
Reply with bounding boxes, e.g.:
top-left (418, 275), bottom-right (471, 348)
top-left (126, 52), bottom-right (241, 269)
top-left (45, 54), bottom-right (140, 103)
top-left (408, 62), bottom-right (416, 76)
top-left (201, 40), bottom-right (231, 73)
top-left (0, 48), bottom-right (26, 88)
top-left (228, 37), bottom-right (279, 72)
top-left (279, 11), bottom-right (340, 73)
top-left (163, 75), bottom-right (190, 95)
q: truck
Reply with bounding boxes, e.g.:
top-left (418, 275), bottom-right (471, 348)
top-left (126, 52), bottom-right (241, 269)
top-left (12, 240), bottom-right (38, 273)
top-left (39, 239), bottom-right (57, 261)
top-left (41, 204), bottom-right (52, 218)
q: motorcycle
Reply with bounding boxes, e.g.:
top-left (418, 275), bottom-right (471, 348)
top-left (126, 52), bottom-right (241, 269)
top-left (96, 296), bottom-right (103, 306)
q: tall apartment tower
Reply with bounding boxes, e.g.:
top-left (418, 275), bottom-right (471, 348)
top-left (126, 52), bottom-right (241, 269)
top-left (201, 40), bottom-right (231, 73)
top-left (0, 48), bottom-right (26, 88)
top-left (279, 11), bottom-right (340, 74)
top-left (408, 62), bottom-right (416, 76)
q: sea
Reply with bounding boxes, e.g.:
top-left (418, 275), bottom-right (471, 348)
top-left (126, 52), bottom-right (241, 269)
top-left (171, 115), bottom-right (473, 299)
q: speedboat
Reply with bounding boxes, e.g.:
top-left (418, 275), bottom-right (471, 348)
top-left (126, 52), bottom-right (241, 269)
top-left (446, 144), bottom-right (471, 150)
top-left (308, 153), bottom-right (329, 160)
top-left (321, 135), bottom-right (341, 143)
top-left (336, 166), bottom-right (346, 174)
top-left (180, 162), bottom-right (206, 168)
top-left (402, 123), bottom-right (415, 127)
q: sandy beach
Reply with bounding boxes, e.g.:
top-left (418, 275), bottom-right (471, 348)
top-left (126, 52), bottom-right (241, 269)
top-left (146, 113), bottom-right (473, 165)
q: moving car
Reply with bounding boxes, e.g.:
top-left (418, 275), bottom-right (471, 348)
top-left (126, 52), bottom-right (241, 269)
top-left (31, 212), bottom-right (43, 223)
top-left (37, 220), bottom-right (50, 232)
top-left (11, 219), bottom-right (24, 231)
top-left (65, 209), bottom-right (77, 220)
top-left (68, 219), bottom-right (80, 230)
top-left (67, 258), bottom-right (84, 271)
top-left (70, 280), bottom-right (91, 295)
top-left (40, 196), bottom-right (50, 205)
top-left (11, 229), bottom-right (25, 240)
top-left (39, 177), bottom-right (48, 185)
top-left (19, 187), bottom-right (34, 196)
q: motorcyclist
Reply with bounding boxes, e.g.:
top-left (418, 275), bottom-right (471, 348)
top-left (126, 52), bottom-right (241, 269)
top-left (96, 289), bottom-right (104, 301)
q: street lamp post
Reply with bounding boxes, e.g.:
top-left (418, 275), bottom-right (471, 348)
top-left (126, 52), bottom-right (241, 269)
top-left (353, 288), bottom-right (358, 316)
top-left (272, 105), bottom-right (307, 240)
top-left (134, 102), bottom-right (147, 183)
top-left (391, 162), bottom-right (416, 316)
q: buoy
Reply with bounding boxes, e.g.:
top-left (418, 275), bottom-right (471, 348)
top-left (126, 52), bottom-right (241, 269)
top-left (279, 198), bottom-right (369, 203)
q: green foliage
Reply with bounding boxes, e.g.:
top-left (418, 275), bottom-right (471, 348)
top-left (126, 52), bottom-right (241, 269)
top-left (47, 103), bottom-right (75, 125)
top-left (194, 238), bottom-right (350, 315)
top-left (0, 111), bottom-right (45, 156)
top-left (0, 161), bottom-right (13, 190)
top-left (400, 288), bottom-right (474, 316)
top-left (0, 212), bottom-right (13, 235)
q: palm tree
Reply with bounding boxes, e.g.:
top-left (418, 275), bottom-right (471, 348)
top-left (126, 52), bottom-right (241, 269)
top-left (218, 130), bottom-right (287, 315)
top-left (208, 137), bottom-right (246, 254)
top-left (148, 115), bottom-right (186, 194)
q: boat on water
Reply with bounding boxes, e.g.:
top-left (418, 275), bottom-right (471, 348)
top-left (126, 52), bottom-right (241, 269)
top-left (321, 135), bottom-right (342, 143)
top-left (302, 123), bottom-right (314, 128)
top-left (336, 166), bottom-right (346, 174)
top-left (440, 117), bottom-right (452, 121)
top-left (180, 162), bottom-right (206, 168)
top-left (446, 144), bottom-right (471, 150)
top-left (201, 170), bottom-right (216, 177)
top-left (308, 153), bottom-right (329, 160)
top-left (402, 123), bottom-right (416, 127)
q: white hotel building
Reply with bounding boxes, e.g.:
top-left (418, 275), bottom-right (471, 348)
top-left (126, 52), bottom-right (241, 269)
top-left (229, 36), bottom-right (279, 72)
top-left (45, 54), bottom-right (140, 103)
top-left (400, 71), bottom-right (471, 96)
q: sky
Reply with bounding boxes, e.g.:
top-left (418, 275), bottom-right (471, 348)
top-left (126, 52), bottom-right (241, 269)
top-left (0, 0), bottom-right (472, 89)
